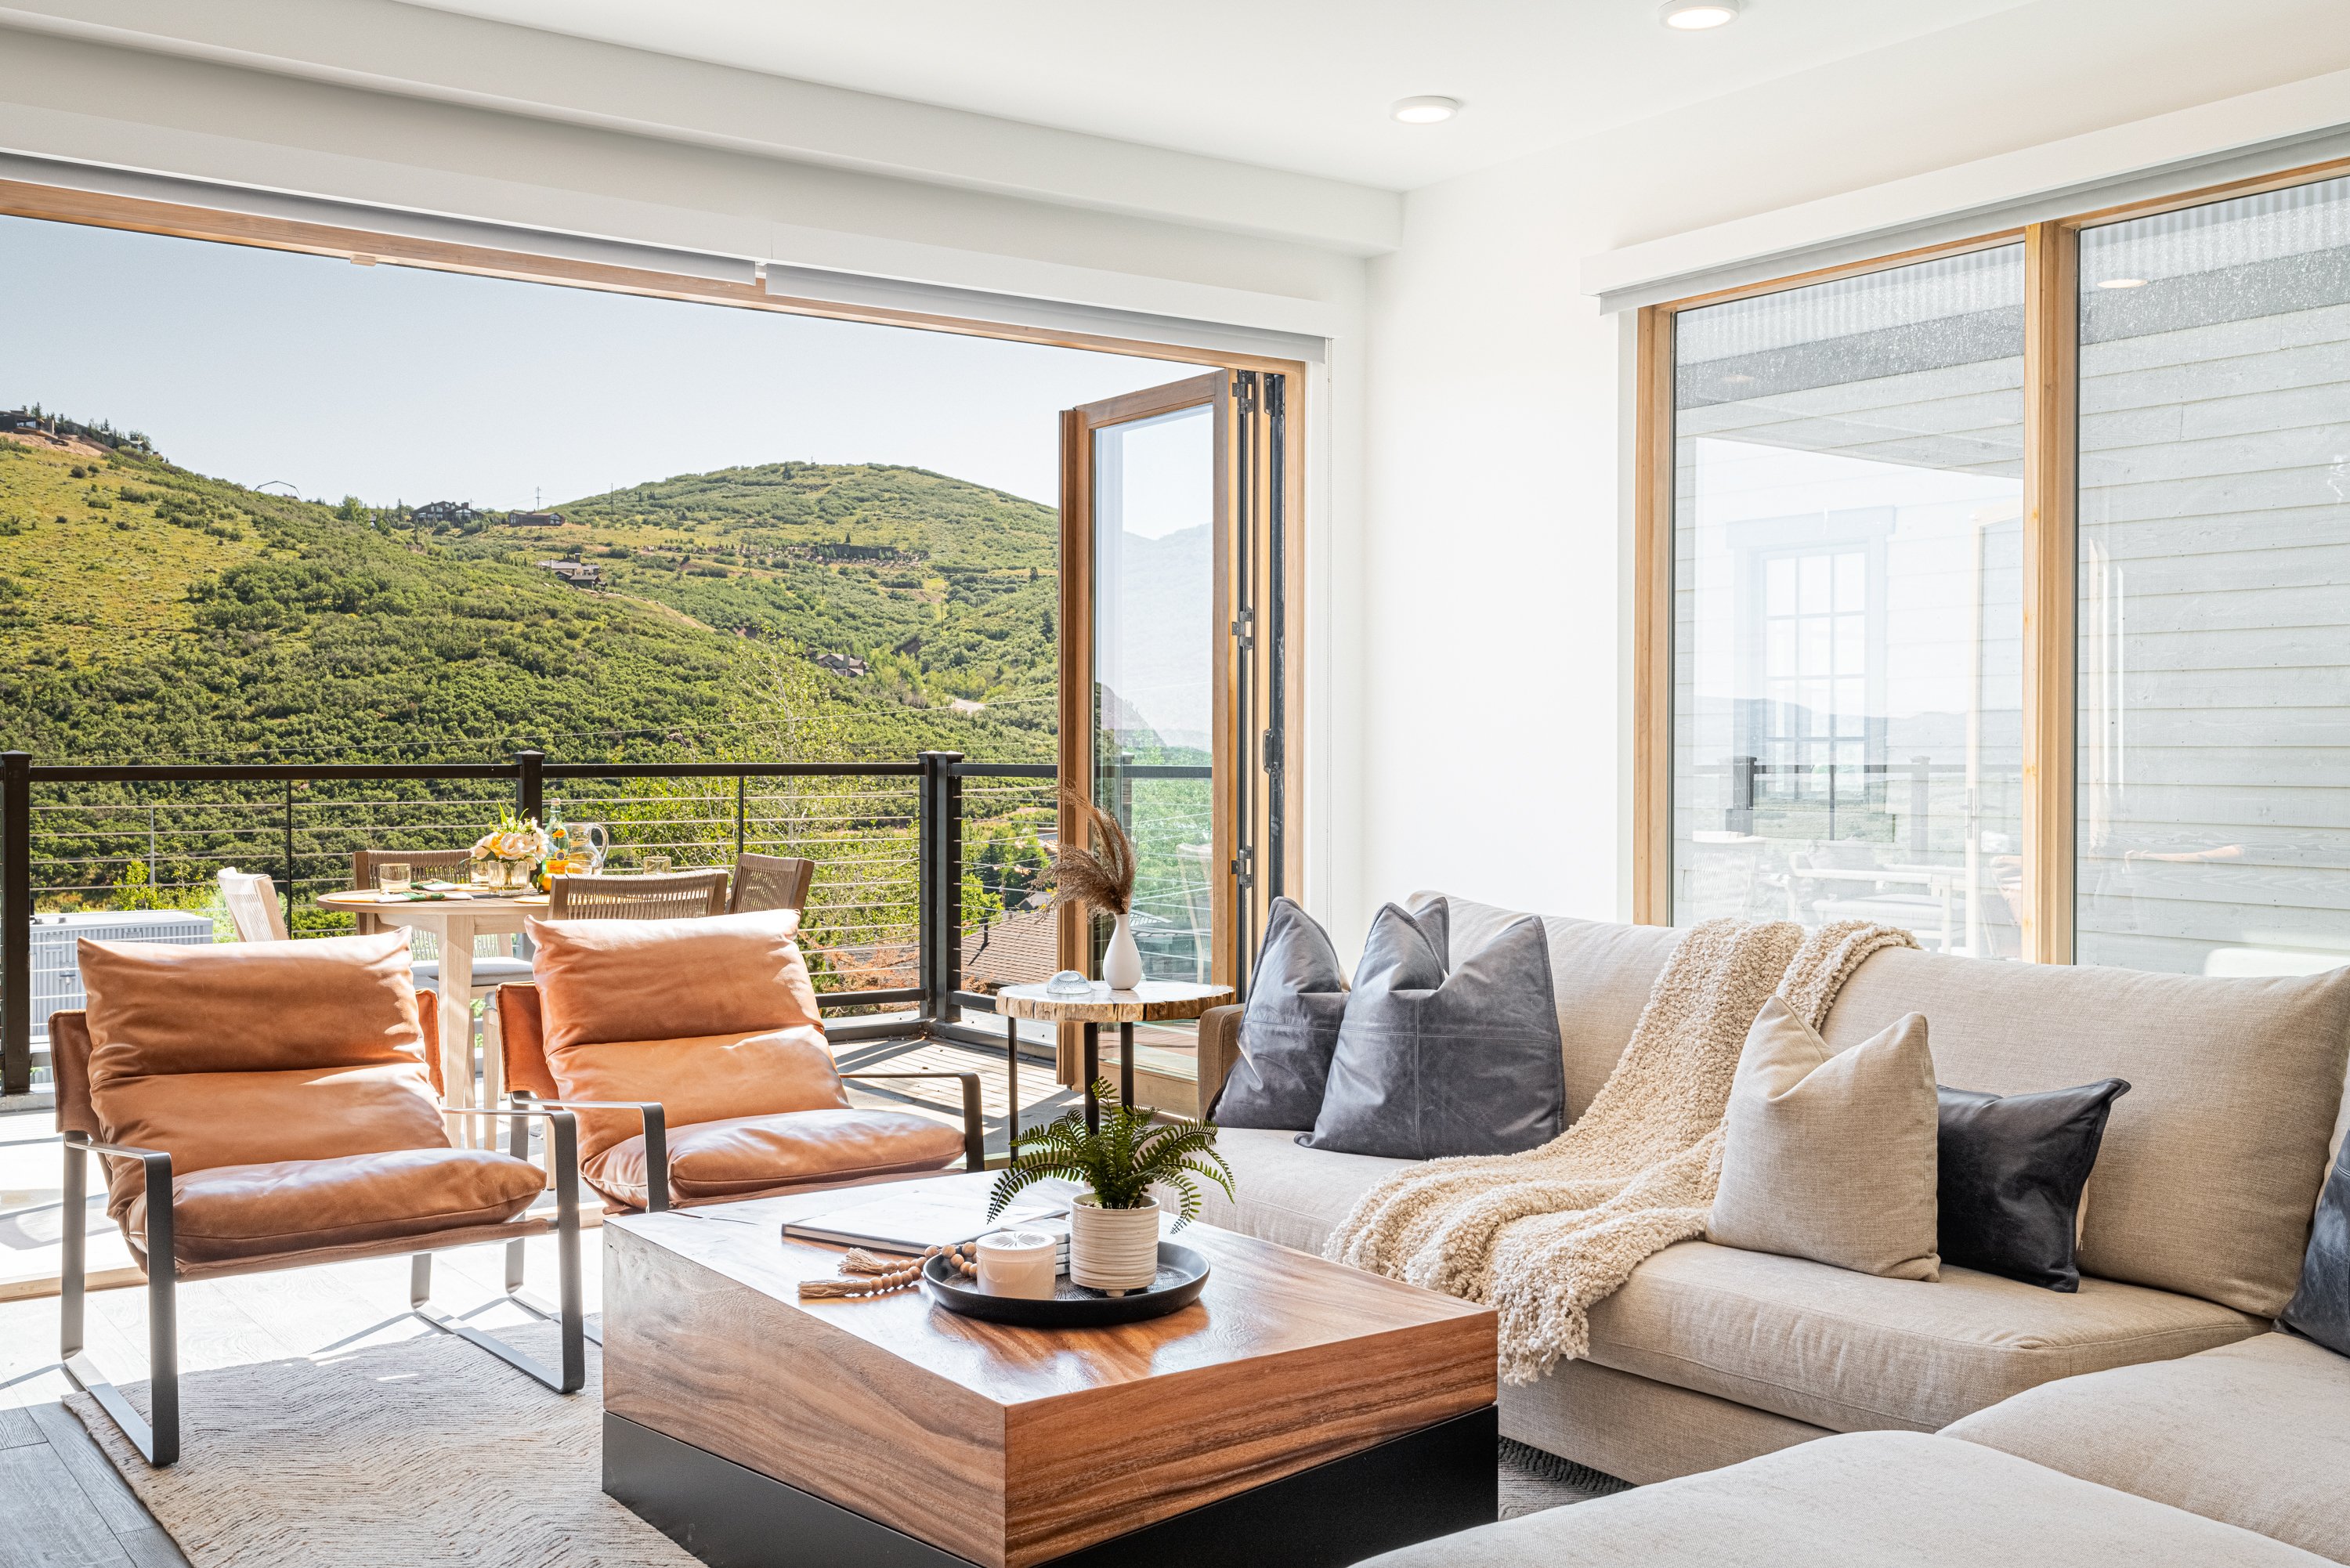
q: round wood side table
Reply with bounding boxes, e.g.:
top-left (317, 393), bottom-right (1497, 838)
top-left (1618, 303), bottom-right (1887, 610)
top-left (992, 981), bottom-right (1234, 1136)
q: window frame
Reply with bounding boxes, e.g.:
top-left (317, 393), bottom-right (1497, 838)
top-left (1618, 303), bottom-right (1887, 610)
top-left (1632, 150), bottom-right (2350, 963)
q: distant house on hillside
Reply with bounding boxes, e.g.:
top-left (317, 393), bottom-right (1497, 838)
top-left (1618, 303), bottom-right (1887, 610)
top-left (949, 698), bottom-right (986, 715)
top-left (1, 410), bottom-right (47, 435)
top-left (811, 651), bottom-right (870, 677)
top-left (959, 905), bottom-right (1058, 993)
top-left (414, 500), bottom-right (474, 525)
top-left (537, 559), bottom-right (601, 587)
top-left (507, 509), bottom-right (566, 527)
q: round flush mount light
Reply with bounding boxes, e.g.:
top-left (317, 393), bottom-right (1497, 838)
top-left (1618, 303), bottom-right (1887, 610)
top-left (2095, 277), bottom-right (2149, 289)
top-left (1391, 96), bottom-right (1461, 125)
top-left (1660, 0), bottom-right (1741, 28)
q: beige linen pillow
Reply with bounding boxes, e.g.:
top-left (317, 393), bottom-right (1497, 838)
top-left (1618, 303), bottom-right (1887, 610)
top-left (1709, 995), bottom-right (1940, 1281)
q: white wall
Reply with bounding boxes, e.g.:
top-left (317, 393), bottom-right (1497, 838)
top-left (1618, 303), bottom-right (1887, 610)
top-left (1354, 0), bottom-right (2350, 945)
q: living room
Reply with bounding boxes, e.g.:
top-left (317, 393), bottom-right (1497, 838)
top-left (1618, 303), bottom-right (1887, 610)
top-left (2, 2), bottom-right (2348, 1565)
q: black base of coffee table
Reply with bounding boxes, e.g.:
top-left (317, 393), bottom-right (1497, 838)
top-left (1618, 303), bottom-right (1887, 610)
top-left (606, 1405), bottom-right (1499, 1568)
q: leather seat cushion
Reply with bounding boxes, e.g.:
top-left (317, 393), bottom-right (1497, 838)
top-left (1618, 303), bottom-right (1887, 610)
top-left (1944, 1331), bottom-right (2350, 1564)
top-left (586, 1109), bottom-right (967, 1207)
top-left (127, 1147), bottom-right (546, 1263)
top-left (91, 1064), bottom-right (450, 1219)
top-left (528, 909), bottom-right (822, 1052)
top-left (546, 1027), bottom-right (849, 1160)
top-left (1588, 1239), bottom-right (2263, 1433)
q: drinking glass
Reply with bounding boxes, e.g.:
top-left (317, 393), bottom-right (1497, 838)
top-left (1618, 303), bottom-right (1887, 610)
top-left (468, 857), bottom-right (495, 889)
top-left (643, 854), bottom-right (674, 875)
top-left (377, 862), bottom-right (412, 896)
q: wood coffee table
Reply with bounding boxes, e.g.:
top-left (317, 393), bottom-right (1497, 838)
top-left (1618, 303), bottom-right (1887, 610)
top-left (602, 1173), bottom-right (1499, 1568)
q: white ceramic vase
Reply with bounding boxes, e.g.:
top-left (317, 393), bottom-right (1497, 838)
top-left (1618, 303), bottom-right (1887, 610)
top-left (1068, 1192), bottom-right (1161, 1292)
top-left (1103, 910), bottom-right (1144, 991)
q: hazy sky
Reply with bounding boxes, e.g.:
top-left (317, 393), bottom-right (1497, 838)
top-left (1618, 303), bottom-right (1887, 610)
top-left (0, 214), bottom-right (1199, 515)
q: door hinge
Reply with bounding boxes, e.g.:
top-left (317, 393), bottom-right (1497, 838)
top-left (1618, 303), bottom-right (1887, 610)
top-left (1262, 729), bottom-right (1280, 771)
top-left (1231, 374), bottom-right (1257, 413)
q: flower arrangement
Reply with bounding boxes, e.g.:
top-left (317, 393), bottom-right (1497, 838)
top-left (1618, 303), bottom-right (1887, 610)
top-left (471, 808), bottom-right (551, 891)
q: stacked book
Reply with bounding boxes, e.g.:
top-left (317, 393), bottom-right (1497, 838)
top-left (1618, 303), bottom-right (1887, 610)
top-left (783, 1189), bottom-right (1073, 1269)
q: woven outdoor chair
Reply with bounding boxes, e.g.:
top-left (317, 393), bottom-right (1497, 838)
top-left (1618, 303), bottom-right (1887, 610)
top-left (546, 869), bottom-right (728, 919)
top-left (727, 852), bottom-right (815, 916)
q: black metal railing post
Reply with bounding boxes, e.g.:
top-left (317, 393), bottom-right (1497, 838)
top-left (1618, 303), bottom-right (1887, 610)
top-left (1728, 754), bottom-right (1756, 836)
top-left (515, 749), bottom-right (544, 826)
top-left (941, 759), bottom-right (964, 1012)
top-left (281, 777), bottom-right (297, 933)
top-left (2, 751), bottom-right (29, 1097)
top-left (1910, 756), bottom-right (1932, 858)
top-left (914, 752), bottom-right (963, 1028)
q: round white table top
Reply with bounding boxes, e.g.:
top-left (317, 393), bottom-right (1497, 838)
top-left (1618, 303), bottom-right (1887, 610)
top-left (992, 979), bottom-right (1233, 1024)
top-left (315, 888), bottom-right (549, 912)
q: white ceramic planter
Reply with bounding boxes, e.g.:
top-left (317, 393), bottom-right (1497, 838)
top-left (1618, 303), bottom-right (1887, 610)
top-left (1068, 1192), bottom-right (1160, 1292)
top-left (1102, 912), bottom-right (1144, 991)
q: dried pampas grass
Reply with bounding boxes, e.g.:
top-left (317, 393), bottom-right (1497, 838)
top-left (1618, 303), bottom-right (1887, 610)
top-left (1047, 789), bottom-right (1136, 917)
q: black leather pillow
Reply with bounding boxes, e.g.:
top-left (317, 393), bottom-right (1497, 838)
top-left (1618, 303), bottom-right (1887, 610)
top-left (2280, 1136), bottom-right (2350, 1357)
top-left (1209, 897), bottom-right (1348, 1130)
top-left (1937, 1078), bottom-right (2129, 1292)
top-left (1303, 901), bottom-right (1562, 1160)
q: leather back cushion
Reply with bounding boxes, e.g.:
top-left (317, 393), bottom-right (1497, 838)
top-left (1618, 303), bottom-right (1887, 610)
top-left (1822, 947), bottom-right (2350, 1317)
top-left (547, 1028), bottom-right (848, 1159)
top-left (79, 930), bottom-right (425, 1082)
top-left (497, 984), bottom-right (562, 1099)
top-left (528, 909), bottom-right (821, 1052)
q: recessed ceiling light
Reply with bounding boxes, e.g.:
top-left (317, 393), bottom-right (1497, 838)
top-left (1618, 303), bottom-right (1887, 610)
top-left (2096, 277), bottom-right (2149, 289)
top-left (1391, 96), bottom-right (1461, 125)
top-left (1659, 0), bottom-right (1741, 28)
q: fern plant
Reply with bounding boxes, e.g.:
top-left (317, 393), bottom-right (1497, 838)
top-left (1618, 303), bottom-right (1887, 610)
top-left (987, 1080), bottom-right (1236, 1227)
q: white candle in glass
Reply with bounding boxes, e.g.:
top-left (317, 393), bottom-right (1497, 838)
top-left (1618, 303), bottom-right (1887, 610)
top-left (974, 1230), bottom-right (1058, 1299)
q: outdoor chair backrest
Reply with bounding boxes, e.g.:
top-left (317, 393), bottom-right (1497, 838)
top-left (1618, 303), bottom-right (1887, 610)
top-left (727, 853), bottom-right (815, 916)
top-left (216, 868), bottom-right (289, 942)
top-left (546, 869), bottom-right (728, 920)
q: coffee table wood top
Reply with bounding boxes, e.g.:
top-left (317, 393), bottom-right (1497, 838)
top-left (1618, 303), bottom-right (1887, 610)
top-left (603, 1172), bottom-right (1495, 1567)
top-left (992, 978), bottom-right (1232, 1024)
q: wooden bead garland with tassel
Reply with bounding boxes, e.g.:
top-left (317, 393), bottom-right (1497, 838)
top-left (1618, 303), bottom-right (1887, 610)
top-left (797, 1243), bottom-right (978, 1299)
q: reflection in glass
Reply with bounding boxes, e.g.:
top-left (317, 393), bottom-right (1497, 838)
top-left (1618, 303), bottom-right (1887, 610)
top-left (2077, 176), bottom-right (2350, 975)
top-left (1091, 404), bottom-right (1214, 985)
top-left (1672, 245), bottom-right (2026, 955)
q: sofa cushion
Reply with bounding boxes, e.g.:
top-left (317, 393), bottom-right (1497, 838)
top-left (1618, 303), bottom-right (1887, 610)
top-left (1192, 1125), bottom-right (1414, 1255)
top-left (1820, 947), bottom-right (2350, 1317)
top-left (546, 1028), bottom-right (848, 1161)
top-left (126, 1147), bottom-right (544, 1263)
top-left (1945, 1331), bottom-right (2350, 1565)
top-left (2280, 1133), bottom-right (2350, 1357)
top-left (1710, 999), bottom-right (1940, 1281)
top-left (1357, 1431), bottom-right (2330, 1568)
top-left (528, 909), bottom-right (822, 1053)
top-left (1938, 1076), bottom-right (2130, 1291)
top-left (1585, 1238), bottom-right (2262, 1433)
top-left (1307, 903), bottom-right (1564, 1158)
top-left (584, 1108), bottom-right (966, 1207)
top-left (1429, 895), bottom-right (1683, 1125)
top-left (1210, 895), bottom-right (1350, 1130)
top-left (80, 930), bottom-right (426, 1081)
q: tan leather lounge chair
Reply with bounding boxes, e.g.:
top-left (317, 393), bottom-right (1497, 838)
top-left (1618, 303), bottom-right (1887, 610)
top-left (54, 930), bottom-right (589, 1466)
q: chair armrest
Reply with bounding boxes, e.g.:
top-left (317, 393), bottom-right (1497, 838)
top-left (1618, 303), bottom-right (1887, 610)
top-left (442, 1106), bottom-right (584, 1220)
top-left (63, 1132), bottom-right (173, 1266)
top-left (507, 1093), bottom-right (668, 1212)
top-left (1195, 1005), bottom-right (1243, 1118)
top-left (840, 1070), bottom-right (986, 1171)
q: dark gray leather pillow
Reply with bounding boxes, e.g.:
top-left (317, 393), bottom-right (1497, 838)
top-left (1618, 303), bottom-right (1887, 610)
top-left (1937, 1078), bottom-right (2128, 1292)
top-left (1208, 897), bottom-right (1347, 1130)
top-left (1303, 902), bottom-right (1562, 1159)
top-left (2281, 1136), bottom-right (2350, 1357)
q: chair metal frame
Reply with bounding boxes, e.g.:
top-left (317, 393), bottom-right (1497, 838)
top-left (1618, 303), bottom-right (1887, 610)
top-left (61, 1104), bottom-right (588, 1469)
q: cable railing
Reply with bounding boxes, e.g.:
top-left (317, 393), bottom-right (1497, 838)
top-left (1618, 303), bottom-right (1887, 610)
top-left (0, 750), bottom-right (1216, 1096)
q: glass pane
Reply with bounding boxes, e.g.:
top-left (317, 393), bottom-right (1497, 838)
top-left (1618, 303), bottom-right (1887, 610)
top-left (1091, 404), bottom-right (1214, 985)
top-left (2076, 175), bottom-right (2350, 975)
top-left (1672, 244), bottom-right (2027, 956)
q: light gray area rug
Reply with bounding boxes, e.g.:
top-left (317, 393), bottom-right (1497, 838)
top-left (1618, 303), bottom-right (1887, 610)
top-left (69, 1317), bottom-right (1629, 1565)
top-left (67, 1320), bottom-right (696, 1568)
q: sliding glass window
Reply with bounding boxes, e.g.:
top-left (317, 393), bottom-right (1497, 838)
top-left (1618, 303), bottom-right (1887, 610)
top-left (1670, 246), bottom-right (2026, 956)
top-left (2076, 175), bottom-right (2350, 976)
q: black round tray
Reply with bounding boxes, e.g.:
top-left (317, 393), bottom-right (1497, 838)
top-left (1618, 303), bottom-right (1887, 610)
top-left (921, 1241), bottom-right (1209, 1327)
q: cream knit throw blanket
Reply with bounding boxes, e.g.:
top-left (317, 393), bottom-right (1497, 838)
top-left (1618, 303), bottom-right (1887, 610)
top-left (1325, 917), bottom-right (1916, 1385)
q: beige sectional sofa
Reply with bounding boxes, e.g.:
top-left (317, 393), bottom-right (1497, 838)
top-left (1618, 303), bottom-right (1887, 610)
top-left (1191, 894), bottom-right (2350, 1558)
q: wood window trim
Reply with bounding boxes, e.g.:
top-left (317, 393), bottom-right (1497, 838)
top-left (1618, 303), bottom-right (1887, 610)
top-left (1629, 153), bottom-right (2350, 959)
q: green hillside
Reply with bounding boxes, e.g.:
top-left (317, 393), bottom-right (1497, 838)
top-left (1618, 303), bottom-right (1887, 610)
top-left (0, 432), bottom-right (1060, 765)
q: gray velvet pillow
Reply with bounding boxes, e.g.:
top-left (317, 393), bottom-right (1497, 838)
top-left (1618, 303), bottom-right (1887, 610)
top-left (2281, 1136), bottom-right (2350, 1358)
top-left (1209, 897), bottom-right (1348, 1130)
top-left (1303, 901), bottom-right (1563, 1159)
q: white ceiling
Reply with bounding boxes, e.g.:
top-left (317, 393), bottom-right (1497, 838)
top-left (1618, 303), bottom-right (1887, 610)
top-left (392, 0), bottom-right (2045, 191)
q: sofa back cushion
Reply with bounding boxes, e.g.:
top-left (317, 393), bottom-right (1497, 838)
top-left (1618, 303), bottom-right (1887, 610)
top-left (1429, 894), bottom-right (1684, 1121)
top-left (79, 930), bottom-right (426, 1082)
top-left (529, 909), bottom-right (821, 1053)
top-left (1820, 947), bottom-right (2350, 1317)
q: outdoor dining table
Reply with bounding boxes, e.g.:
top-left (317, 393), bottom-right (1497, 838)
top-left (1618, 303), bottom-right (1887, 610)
top-left (314, 887), bottom-right (547, 1147)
